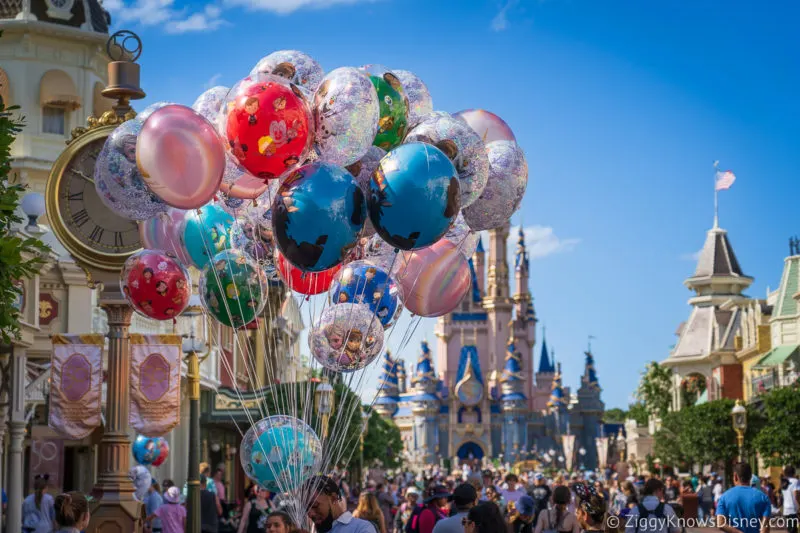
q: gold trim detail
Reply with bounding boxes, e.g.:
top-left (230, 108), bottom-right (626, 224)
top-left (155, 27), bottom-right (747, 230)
top-left (67, 109), bottom-right (137, 146)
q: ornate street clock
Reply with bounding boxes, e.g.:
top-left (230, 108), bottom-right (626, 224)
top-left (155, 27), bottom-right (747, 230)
top-left (45, 122), bottom-right (142, 273)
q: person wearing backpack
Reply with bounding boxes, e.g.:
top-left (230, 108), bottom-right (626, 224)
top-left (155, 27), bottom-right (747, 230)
top-left (406, 485), bottom-right (449, 533)
top-left (535, 486), bottom-right (580, 533)
top-left (624, 479), bottom-right (680, 533)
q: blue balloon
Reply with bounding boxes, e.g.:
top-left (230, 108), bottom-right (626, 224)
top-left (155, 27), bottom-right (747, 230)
top-left (133, 435), bottom-right (162, 466)
top-left (330, 260), bottom-right (403, 329)
top-left (272, 162), bottom-right (366, 272)
top-left (240, 415), bottom-right (322, 493)
top-left (368, 142), bottom-right (460, 250)
top-left (182, 204), bottom-right (234, 269)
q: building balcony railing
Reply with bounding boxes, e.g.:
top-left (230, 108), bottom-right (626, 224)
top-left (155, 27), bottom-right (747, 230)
top-left (752, 371), bottom-right (798, 397)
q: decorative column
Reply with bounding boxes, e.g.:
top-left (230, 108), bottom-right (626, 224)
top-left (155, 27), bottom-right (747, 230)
top-left (185, 348), bottom-right (202, 533)
top-left (7, 347), bottom-right (27, 533)
top-left (88, 301), bottom-right (142, 533)
top-left (0, 352), bottom-right (10, 533)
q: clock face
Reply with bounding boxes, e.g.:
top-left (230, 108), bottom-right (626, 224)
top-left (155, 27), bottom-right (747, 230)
top-left (56, 136), bottom-right (141, 256)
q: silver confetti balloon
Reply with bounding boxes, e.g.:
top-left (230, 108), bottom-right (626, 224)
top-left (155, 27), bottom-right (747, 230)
top-left (405, 112), bottom-right (489, 208)
top-left (309, 303), bottom-right (384, 373)
top-left (94, 118), bottom-right (167, 221)
top-left (313, 67), bottom-right (380, 166)
top-left (443, 213), bottom-right (480, 259)
top-left (192, 85), bottom-right (229, 124)
top-left (251, 50), bottom-right (325, 92)
top-left (393, 70), bottom-right (433, 128)
top-left (345, 146), bottom-right (386, 194)
top-left (463, 140), bottom-right (528, 232)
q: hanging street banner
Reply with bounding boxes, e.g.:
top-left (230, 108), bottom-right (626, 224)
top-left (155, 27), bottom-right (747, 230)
top-left (562, 434), bottom-right (576, 473)
top-left (49, 334), bottom-right (104, 439)
top-left (130, 334), bottom-right (182, 436)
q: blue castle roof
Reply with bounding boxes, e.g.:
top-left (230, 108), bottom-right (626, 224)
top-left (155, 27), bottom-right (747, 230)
top-left (584, 350), bottom-right (600, 390)
top-left (467, 258), bottom-right (482, 304)
top-left (501, 328), bottom-right (526, 401)
top-left (548, 363), bottom-right (566, 408)
top-left (476, 237), bottom-right (485, 253)
top-left (538, 333), bottom-right (554, 374)
top-left (413, 341), bottom-right (436, 385)
top-left (378, 351), bottom-right (399, 389)
top-left (456, 345), bottom-right (484, 385)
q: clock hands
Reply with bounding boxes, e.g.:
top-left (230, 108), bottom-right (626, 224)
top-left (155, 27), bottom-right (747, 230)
top-left (71, 168), bottom-right (95, 185)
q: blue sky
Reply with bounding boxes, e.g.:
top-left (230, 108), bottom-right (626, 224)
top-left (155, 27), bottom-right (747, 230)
top-left (108, 0), bottom-right (800, 409)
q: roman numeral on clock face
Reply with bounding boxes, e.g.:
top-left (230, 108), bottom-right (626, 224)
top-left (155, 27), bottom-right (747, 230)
top-left (115, 232), bottom-right (124, 247)
top-left (73, 209), bottom-right (90, 227)
top-left (89, 226), bottom-right (104, 243)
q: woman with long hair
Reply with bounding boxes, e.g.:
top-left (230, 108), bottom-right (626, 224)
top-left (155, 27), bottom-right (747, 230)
top-left (353, 492), bottom-right (387, 533)
top-left (462, 502), bottom-right (506, 533)
top-left (265, 510), bottom-right (300, 533)
top-left (535, 485), bottom-right (581, 533)
top-left (236, 485), bottom-right (271, 533)
top-left (22, 474), bottom-right (55, 533)
top-left (53, 491), bottom-right (91, 532)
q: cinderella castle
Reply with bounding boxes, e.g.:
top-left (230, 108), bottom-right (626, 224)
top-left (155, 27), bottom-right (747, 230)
top-left (375, 224), bottom-right (605, 470)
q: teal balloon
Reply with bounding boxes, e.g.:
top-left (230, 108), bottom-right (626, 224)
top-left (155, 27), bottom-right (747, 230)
top-left (240, 415), bottom-right (322, 493)
top-left (132, 435), bottom-right (161, 466)
top-left (182, 204), bottom-right (234, 269)
top-left (368, 142), bottom-right (460, 250)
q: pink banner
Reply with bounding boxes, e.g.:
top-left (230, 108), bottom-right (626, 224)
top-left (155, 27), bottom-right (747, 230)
top-left (130, 334), bottom-right (182, 436)
top-left (49, 334), bottom-right (104, 439)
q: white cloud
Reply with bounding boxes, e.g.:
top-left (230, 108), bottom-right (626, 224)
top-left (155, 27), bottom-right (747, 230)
top-left (222, 0), bottom-right (378, 14)
top-left (105, 0), bottom-right (226, 34)
top-left (502, 225), bottom-right (580, 260)
top-left (204, 73), bottom-right (223, 90)
top-left (478, 225), bottom-right (580, 265)
top-left (681, 249), bottom-right (702, 261)
top-left (491, 0), bottom-right (519, 31)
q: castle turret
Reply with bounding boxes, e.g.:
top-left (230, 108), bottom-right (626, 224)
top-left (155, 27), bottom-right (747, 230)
top-left (513, 227), bottom-right (532, 322)
top-left (484, 222), bottom-right (514, 376)
top-left (473, 237), bottom-right (486, 295)
top-left (397, 359), bottom-right (407, 394)
top-left (538, 329), bottom-right (554, 374)
top-left (548, 362), bottom-right (566, 411)
top-left (577, 346), bottom-right (605, 470)
top-left (583, 350), bottom-right (600, 392)
top-left (411, 341), bottom-right (440, 464)
top-left (501, 324), bottom-right (528, 463)
top-left (375, 351), bottom-right (400, 417)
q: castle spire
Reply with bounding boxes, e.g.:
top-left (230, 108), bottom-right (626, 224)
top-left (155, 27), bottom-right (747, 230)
top-left (375, 351), bottom-right (400, 416)
top-left (513, 227), bottom-right (532, 323)
top-left (515, 226), bottom-right (529, 275)
top-left (583, 347), bottom-right (600, 392)
top-left (412, 340), bottom-right (437, 390)
top-left (548, 361), bottom-right (565, 410)
top-left (538, 326), bottom-right (554, 374)
top-left (501, 320), bottom-right (525, 390)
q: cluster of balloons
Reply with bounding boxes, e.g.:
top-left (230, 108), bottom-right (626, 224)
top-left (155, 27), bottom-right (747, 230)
top-left (93, 49), bottom-right (528, 491)
top-left (132, 434), bottom-right (170, 467)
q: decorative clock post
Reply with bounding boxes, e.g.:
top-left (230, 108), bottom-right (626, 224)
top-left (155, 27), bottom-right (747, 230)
top-left (44, 31), bottom-right (147, 533)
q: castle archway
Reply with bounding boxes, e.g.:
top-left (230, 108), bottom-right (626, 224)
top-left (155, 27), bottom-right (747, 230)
top-left (456, 441), bottom-right (485, 462)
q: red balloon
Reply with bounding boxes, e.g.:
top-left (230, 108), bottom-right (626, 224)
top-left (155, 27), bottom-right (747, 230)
top-left (120, 250), bottom-right (192, 321)
top-left (275, 249), bottom-right (340, 295)
top-left (152, 438), bottom-right (170, 467)
top-left (225, 78), bottom-right (312, 180)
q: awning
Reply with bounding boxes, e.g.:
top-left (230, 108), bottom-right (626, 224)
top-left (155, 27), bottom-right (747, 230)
top-left (754, 344), bottom-right (800, 369)
top-left (92, 81), bottom-right (114, 117)
top-left (39, 70), bottom-right (81, 110)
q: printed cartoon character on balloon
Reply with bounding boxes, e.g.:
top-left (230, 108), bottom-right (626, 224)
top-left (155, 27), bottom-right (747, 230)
top-left (321, 324), bottom-right (377, 370)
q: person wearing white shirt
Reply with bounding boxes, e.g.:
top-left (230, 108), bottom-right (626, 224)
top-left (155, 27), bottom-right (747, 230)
top-left (782, 466), bottom-right (800, 533)
top-left (625, 479), bottom-right (680, 533)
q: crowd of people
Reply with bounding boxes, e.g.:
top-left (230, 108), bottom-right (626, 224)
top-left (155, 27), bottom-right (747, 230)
top-left (14, 460), bottom-right (800, 533)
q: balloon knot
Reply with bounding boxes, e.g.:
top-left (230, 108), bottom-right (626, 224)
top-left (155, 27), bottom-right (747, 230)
top-left (305, 295), bottom-right (310, 302)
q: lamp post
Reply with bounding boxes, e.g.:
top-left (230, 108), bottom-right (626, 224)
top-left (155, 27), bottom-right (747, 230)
top-left (315, 377), bottom-right (334, 440)
top-left (731, 400), bottom-right (747, 462)
top-left (182, 297), bottom-right (208, 533)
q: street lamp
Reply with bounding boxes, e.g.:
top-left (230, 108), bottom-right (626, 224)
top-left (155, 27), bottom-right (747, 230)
top-left (315, 377), bottom-right (334, 440)
top-left (731, 400), bottom-right (747, 461)
top-left (182, 296), bottom-right (208, 533)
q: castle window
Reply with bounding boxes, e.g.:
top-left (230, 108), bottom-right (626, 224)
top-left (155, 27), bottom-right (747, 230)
top-left (42, 106), bottom-right (66, 135)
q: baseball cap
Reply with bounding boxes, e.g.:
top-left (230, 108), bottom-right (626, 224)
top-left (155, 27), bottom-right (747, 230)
top-left (451, 483), bottom-right (478, 507)
top-left (517, 495), bottom-right (535, 516)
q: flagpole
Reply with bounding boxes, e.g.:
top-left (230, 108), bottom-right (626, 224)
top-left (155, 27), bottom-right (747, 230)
top-left (713, 160), bottom-right (720, 228)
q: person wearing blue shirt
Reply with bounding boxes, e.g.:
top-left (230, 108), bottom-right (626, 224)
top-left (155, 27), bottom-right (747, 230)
top-left (716, 462), bottom-right (771, 533)
top-left (145, 480), bottom-right (164, 533)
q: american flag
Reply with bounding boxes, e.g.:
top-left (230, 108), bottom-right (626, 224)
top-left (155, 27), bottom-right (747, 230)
top-left (715, 169), bottom-right (736, 191)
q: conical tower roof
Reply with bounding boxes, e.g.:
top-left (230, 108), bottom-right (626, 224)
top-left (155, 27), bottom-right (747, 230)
top-left (538, 329), bottom-right (554, 373)
top-left (685, 225), bottom-right (752, 292)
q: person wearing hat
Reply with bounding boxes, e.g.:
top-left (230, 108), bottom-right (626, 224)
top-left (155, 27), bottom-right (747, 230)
top-left (305, 475), bottom-right (375, 532)
top-left (432, 483), bottom-right (477, 533)
top-left (395, 487), bottom-right (421, 533)
top-left (406, 485), bottom-right (450, 533)
top-left (529, 474), bottom-right (551, 527)
top-left (509, 495), bottom-right (536, 533)
top-left (146, 486), bottom-right (186, 533)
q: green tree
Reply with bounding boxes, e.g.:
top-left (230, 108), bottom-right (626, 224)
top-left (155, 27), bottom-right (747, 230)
top-left (754, 383), bottom-right (800, 467)
top-left (0, 68), bottom-right (50, 344)
top-left (362, 410), bottom-right (403, 469)
top-left (627, 402), bottom-right (650, 426)
top-left (636, 362), bottom-right (673, 420)
top-left (603, 408), bottom-right (628, 423)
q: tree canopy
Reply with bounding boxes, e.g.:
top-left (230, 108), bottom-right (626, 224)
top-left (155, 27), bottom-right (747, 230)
top-left (636, 362), bottom-right (673, 420)
top-left (753, 383), bottom-right (800, 467)
top-left (362, 409), bottom-right (403, 469)
top-left (0, 65), bottom-right (51, 344)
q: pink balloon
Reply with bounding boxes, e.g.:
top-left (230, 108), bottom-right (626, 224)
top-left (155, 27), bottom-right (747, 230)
top-left (394, 239), bottom-right (471, 317)
top-left (454, 109), bottom-right (516, 145)
top-left (138, 208), bottom-right (191, 265)
top-left (137, 104), bottom-right (225, 209)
